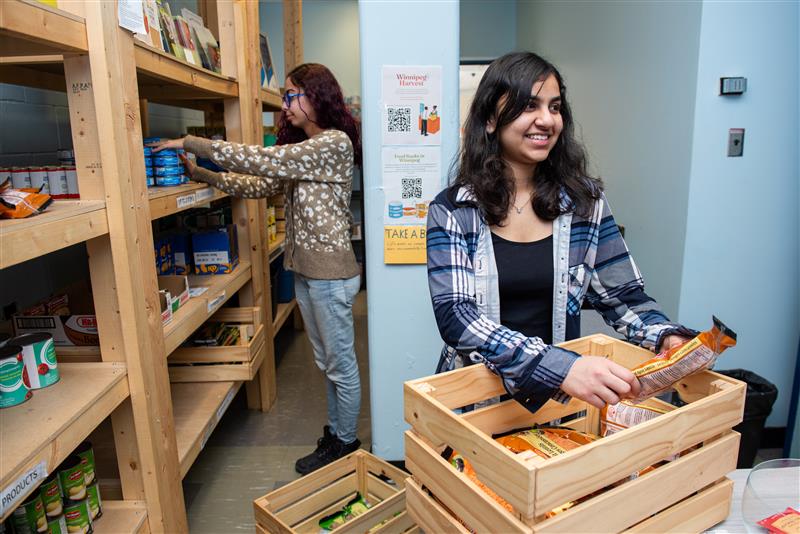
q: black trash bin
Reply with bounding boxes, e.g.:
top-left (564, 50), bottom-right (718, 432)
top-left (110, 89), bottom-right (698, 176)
top-left (717, 369), bottom-right (778, 468)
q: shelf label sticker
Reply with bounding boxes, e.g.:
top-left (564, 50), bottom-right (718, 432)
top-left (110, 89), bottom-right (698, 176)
top-left (195, 188), bottom-right (214, 202)
top-left (1, 461), bottom-right (47, 517)
top-left (207, 292), bottom-right (226, 313)
top-left (216, 387), bottom-right (237, 422)
top-left (176, 193), bottom-right (197, 210)
top-left (189, 287), bottom-right (209, 298)
top-left (200, 425), bottom-right (213, 450)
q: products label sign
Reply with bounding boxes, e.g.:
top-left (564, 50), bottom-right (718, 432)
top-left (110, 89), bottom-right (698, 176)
top-left (1, 461), bottom-right (47, 517)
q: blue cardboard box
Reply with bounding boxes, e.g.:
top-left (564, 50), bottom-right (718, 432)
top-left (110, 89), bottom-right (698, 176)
top-left (169, 233), bottom-right (192, 275)
top-left (192, 225), bottom-right (239, 275)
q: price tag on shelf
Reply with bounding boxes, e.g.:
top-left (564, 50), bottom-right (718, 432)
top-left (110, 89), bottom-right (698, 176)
top-left (176, 193), bottom-right (197, 210)
top-left (189, 287), bottom-right (209, 298)
top-left (207, 292), bottom-right (226, 313)
top-left (216, 387), bottom-right (237, 422)
top-left (195, 188), bottom-right (215, 202)
top-left (1, 461), bottom-right (47, 518)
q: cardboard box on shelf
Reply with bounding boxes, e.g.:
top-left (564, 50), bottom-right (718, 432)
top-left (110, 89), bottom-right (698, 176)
top-left (12, 284), bottom-right (98, 346)
top-left (192, 225), bottom-right (239, 275)
top-left (158, 275), bottom-right (190, 314)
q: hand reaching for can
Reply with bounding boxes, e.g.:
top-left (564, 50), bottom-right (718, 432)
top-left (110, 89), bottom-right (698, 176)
top-left (179, 152), bottom-right (196, 177)
top-left (149, 137), bottom-right (185, 153)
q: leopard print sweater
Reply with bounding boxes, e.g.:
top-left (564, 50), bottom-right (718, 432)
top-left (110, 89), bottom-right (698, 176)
top-left (184, 131), bottom-right (360, 280)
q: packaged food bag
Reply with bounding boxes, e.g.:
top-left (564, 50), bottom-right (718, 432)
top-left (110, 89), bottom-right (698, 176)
top-left (600, 399), bottom-right (673, 436)
top-left (0, 180), bottom-right (52, 219)
top-left (631, 316), bottom-right (737, 402)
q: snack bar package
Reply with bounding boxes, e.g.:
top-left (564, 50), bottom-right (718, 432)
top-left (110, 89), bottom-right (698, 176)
top-left (495, 427), bottom-right (597, 459)
top-left (631, 316), bottom-right (737, 402)
top-left (445, 448), bottom-right (515, 514)
top-left (600, 399), bottom-right (672, 436)
top-left (318, 492), bottom-right (371, 531)
top-left (758, 507), bottom-right (800, 534)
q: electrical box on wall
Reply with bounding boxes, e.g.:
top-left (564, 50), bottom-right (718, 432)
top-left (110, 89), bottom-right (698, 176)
top-left (720, 77), bottom-right (747, 95)
top-left (728, 128), bottom-right (745, 157)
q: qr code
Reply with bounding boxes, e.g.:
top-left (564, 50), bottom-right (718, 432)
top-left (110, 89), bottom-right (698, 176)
top-left (402, 177), bottom-right (423, 199)
top-left (387, 106), bottom-right (412, 132)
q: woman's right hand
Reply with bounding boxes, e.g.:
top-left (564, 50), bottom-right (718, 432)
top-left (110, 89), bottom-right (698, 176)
top-left (149, 137), bottom-right (185, 153)
top-left (560, 356), bottom-right (641, 408)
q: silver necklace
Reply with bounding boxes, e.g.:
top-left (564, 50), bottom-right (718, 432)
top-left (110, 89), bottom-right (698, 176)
top-left (512, 191), bottom-right (534, 214)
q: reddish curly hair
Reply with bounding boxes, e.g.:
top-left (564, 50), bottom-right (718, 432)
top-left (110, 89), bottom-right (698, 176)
top-left (276, 63), bottom-right (362, 166)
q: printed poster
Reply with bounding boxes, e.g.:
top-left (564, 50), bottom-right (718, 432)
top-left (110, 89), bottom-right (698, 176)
top-left (382, 147), bottom-right (440, 264)
top-left (382, 66), bottom-right (442, 146)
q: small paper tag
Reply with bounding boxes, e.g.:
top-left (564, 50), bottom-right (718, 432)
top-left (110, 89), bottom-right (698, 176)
top-left (176, 193), bottom-right (196, 209)
top-left (195, 188), bottom-right (214, 202)
top-left (207, 292), bottom-right (226, 312)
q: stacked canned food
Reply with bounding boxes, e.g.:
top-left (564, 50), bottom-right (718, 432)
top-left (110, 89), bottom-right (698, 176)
top-left (0, 163), bottom-right (78, 200)
top-left (0, 333), bottom-right (59, 410)
top-left (8, 442), bottom-right (101, 534)
top-left (143, 138), bottom-right (189, 187)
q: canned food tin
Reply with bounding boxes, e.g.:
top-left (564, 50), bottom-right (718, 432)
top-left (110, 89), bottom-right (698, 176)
top-left (11, 491), bottom-right (47, 533)
top-left (85, 482), bottom-right (102, 520)
top-left (29, 168), bottom-right (50, 194)
top-left (146, 175), bottom-right (155, 187)
top-left (0, 167), bottom-right (11, 184)
top-left (155, 174), bottom-right (182, 186)
top-left (46, 515), bottom-right (68, 534)
top-left (58, 456), bottom-right (87, 501)
top-left (75, 442), bottom-right (96, 485)
top-left (46, 167), bottom-right (69, 199)
top-left (10, 333), bottom-right (59, 390)
top-left (64, 167), bottom-right (79, 198)
top-left (11, 167), bottom-right (32, 189)
top-left (145, 166), bottom-right (154, 177)
top-left (152, 155), bottom-right (181, 167)
top-left (0, 345), bottom-right (31, 409)
top-left (180, 174), bottom-right (190, 184)
top-left (142, 137), bottom-right (164, 144)
top-left (62, 499), bottom-right (92, 534)
top-left (40, 472), bottom-right (64, 518)
top-left (142, 146), bottom-right (153, 156)
top-left (56, 149), bottom-right (74, 161)
top-left (154, 165), bottom-right (182, 177)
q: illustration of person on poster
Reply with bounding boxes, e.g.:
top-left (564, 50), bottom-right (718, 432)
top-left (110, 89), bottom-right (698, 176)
top-left (382, 66), bottom-right (442, 146)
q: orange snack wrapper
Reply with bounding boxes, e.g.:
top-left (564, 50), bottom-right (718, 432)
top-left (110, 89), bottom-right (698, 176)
top-left (600, 399), bottom-right (673, 436)
top-left (446, 450), bottom-right (515, 514)
top-left (758, 507), bottom-right (800, 534)
top-left (495, 427), bottom-right (597, 459)
top-left (0, 180), bottom-right (52, 219)
top-left (631, 316), bottom-right (736, 402)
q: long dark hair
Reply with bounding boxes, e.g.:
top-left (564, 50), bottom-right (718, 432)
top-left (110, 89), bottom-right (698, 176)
top-left (453, 52), bottom-right (601, 224)
top-left (276, 63), bottom-right (362, 166)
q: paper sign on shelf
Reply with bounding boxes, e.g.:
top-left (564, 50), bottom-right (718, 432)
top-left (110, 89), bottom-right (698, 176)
top-left (118, 0), bottom-right (146, 34)
top-left (176, 193), bottom-right (196, 210)
top-left (1, 461), bottom-right (47, 518)
top-left (195, 188), bottom-right (215, 202)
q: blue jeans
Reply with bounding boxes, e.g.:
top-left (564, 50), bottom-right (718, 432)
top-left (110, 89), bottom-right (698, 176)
top-left (294, 273), bottom-right (362, 444)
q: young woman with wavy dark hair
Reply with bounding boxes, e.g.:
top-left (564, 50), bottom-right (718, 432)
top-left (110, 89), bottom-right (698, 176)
top-left (427, 52), bottom-right (695, 413)
top-left (153, 63), bottom-right (364, 475)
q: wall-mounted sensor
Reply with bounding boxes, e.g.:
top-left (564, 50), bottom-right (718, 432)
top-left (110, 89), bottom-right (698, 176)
top-left (720, 77), bottom-right (747, 95)
top-left (728, 128), bottom-right (744, 157)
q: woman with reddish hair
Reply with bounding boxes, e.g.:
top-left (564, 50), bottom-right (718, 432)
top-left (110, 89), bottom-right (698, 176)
top-left (153, 63), bottom-right (363, 475)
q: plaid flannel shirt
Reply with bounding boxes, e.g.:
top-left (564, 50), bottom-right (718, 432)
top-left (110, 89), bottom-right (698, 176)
top-left (426, 185), bottom-right (694, 413)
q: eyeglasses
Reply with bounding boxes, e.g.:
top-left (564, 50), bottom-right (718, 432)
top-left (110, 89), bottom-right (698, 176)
top-left (282, 92), bottom-right (305, 107)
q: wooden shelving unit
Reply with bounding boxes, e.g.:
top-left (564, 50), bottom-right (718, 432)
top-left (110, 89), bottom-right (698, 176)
top-left (267, 232), bottom-right (286, 262)
top-left (273, 299), bottom-right (298, 332)
top-left (0, 0), bottom-right (291, 530)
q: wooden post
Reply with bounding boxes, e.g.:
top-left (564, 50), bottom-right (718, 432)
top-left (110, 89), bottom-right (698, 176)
top-left (139, 99), bottom-right (149, 138)
top-left (78, 1), bottom-right (187, 530)
top-left (283, 0), bottom-right (303, 72)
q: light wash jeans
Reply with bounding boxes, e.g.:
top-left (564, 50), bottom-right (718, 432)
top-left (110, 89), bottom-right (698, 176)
top-left (294, 273), bottom-right (362, 444)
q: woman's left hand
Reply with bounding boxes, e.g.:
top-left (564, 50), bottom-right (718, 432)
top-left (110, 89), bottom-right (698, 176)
top-left (149, 137), bottom-right (185, 153)
top-left (659, 334), bottom-right (691, 353)
top-left (179, 153), bottom-right (196, 177)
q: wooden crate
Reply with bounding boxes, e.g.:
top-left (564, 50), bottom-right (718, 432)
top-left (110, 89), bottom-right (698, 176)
top-left (403, 334), bottom-right (746, 533)
top-left (168, 307), bottom-right (266, 382)
top-left (254, 450), bottom-right (418, 534)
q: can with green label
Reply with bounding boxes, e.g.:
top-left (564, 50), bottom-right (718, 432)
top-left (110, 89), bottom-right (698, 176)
top-left (62, 499), bottom-right (92, 534)
top-left (57, 456), bottom-right (86, 501)
top-left (11, 333), bottom-right (59, 389)
top-left (11, 491), bottom-right (47, 533)
top-left (0, 345), bottom-right (31, 409)
top-left (85, 483), bottom-right (102, 521)
top-left (39, 473), bottom-right (64, 517)
top-left (46, 515), bottom-right (67, 534)
top-left (74, 442), bottom-right (95, 485)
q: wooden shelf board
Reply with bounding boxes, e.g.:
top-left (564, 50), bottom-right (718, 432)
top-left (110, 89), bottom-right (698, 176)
top-left (261, 89), bottom-right (282, 111)
top-left (267, 232), bottom-right (286, 262)
top-left (148, 182), bottom-right (227, 220)
top-left (93, 501), bottom-right (147, 534)
top-left (162, 261), bottom-right (253, 355)
top-left (0, 363), bottom-right (129, 521)
top-left (0, 200), bottom-right (108, 269)
top-left (134, 41), bottom-right (238, 100)
top-left (172, 380), bottom-right (242, 478)
top-left (0, 0), bottom-right (87, 57)
top-left (273, 299), bottom-right (297, 332)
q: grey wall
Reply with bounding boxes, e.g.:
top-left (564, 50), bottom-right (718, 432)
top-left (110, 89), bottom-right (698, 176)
top-left (460, 0), bottom-right (516, 61)
top-left (516, 1), bottom-right (703, 319)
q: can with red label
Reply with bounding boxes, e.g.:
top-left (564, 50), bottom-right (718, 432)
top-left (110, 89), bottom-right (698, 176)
top-left (0, 168), bottom-right (11, 184)
top-left (46, 167), bottom-right (69, 199)
top-left (64, 167), bottom-right (79, 198)
top-left (11, 167), bottom-right (32, 189)
top-left (10, 333), bottom-right (59, 390)
top-left (29, 167), bottom-right (50, 194)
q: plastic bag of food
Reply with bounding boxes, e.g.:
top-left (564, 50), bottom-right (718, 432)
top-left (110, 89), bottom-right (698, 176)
top-left (600, 399), bottom-right (672, 436)
top-left (444, 448), bottom-right (515, 514)
top-left (0, 180), bottom-right (52, 219)
top-left (758, 507), bottom-right (800, 534)
top-left (495, 427), bottom-right (598, 459)
top-left (318, 492), bottom-right (371, 532)
top-left (631, 316), bottom-right (737, 402)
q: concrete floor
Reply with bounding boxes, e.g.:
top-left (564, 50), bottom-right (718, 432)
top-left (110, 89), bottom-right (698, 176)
top-left (184, 290), bottom-right (372, 533)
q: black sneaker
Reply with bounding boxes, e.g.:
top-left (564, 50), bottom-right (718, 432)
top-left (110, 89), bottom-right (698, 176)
top-left (295, 425), bottom-right (335, 474)
top-left (295, 436), bottom-right (361, 476)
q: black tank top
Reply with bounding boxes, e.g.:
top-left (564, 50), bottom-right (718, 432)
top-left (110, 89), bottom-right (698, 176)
top-left (491, 232), bottom-right (554, 344)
